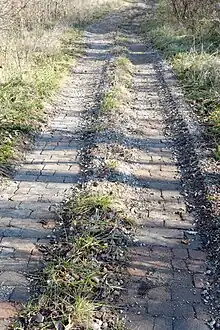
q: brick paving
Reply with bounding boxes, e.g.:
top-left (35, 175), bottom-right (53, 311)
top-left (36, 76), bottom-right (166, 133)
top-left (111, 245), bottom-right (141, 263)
top-left (0, 64), bottom-right (88, 322)
top-left (121, 35), bottom-right (210, 329)
top-left (0, 105), bottom-right (80, 317)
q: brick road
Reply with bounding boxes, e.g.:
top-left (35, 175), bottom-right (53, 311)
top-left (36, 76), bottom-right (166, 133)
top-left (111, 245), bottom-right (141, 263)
top-left (121, 33), bottom-right (210, 329)
top-left (0, 4), bottom-right (211, 329)
top-left (0, 13), bottom-right (116, 326)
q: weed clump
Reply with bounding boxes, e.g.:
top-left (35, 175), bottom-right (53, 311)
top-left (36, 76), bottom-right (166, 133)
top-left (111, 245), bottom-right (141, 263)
top-left (13, 191), bottom-right (131, 329)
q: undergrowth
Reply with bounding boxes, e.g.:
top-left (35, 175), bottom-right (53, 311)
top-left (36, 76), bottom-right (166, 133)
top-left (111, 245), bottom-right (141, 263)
top-left (141, 0), bottom-right (220, 159)
top-left (12, 190), bottom-right (131, 330)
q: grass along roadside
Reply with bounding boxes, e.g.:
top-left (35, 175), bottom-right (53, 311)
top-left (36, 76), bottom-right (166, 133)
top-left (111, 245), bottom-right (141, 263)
top-left (140, 0), bottom-right (220, 160)
top-left (0, 28), bottom-right (81, 172)
top-left (0, 0), bottom-right (123, 174)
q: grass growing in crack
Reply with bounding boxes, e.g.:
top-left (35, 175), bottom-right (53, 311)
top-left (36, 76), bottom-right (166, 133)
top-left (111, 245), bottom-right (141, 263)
top-left (115, 34), bottom-right (129, 45)
top-left (100, 56), bottom-right (133, 113)
top-left (112, 46), bottom-right (129, 57)
top-left (13, 190), bottom-right (131, 329)
top-left (101, 90), bottom-right (121, 112)
top-left (73, 297), bottom-right (95, 326)
top-left (71, 193), bottom-right (113, 214)
top-left (141, 0), bottom-right (220, 160)
top-left (105, 159), bottom-right (118, 170)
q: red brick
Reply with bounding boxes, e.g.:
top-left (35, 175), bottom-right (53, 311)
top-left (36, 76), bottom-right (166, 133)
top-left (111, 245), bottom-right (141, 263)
top-left (172, 259), bottom-right (188, 271)
top-left (0, 302), bottom-right (21, 319)
top-left (148, 299), bottom-right (173, 316)
top-left (147, 286), bottom-right (171, 301)
top-left (127, 267), bottom-right (146, 277)
top-left (194, 274), bottom-right (206, 289)
top-left (171, 287), bottom-right (202, 303)
top-left (172, 248), bottom-right (188, 259)
top-left (173, 302), bottom-right (195, 318)
top-left (154, 317), bottom-right (172, 330)
top-left (194, 304), bottom-right (210, 321)
top-left (173, 272), bottom-right (193, 287)
top-left (130, 247), bottom-right (151, 258)
top-left (151, 246), bottom-right (172, 260)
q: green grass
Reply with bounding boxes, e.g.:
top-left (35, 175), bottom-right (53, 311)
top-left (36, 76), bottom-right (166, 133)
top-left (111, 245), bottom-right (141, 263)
top-left (105, 159), bottom-right (118, 169)
top-left (0, 28), bottom-right (81, 167)
top-left (141, 1), bottom-right (220, 159)
top-left (68, 193), bottom-right (113, 214)
top-left (13, 190), bottom-right (130, 329)
top-left (100, 56), bottom-right (133, 113)
top-left (101, 89), bottom-right (121, 112)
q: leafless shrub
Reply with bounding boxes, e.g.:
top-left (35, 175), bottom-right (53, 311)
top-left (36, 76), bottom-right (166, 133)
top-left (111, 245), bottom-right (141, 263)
top-left (168, 0), bottom-right (220, 33)
top-left (0, 0), bottom-right (120, 83)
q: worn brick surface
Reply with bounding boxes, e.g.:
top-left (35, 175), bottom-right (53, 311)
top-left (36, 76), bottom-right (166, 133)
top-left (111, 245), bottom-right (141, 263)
top-left (187, 259), bottom-right (207, 273)
top-left (194, 274), bottom-right (206, 289)
top-left (10, 287), bottom-right (30, 303)
top-left (124, 36), bottom-right (209, 328)
top-left (173, 319), bottom-right (210, 330)
top-left (126, 314), bottom-right (154, 330)
top-left (188, 249), bottom-right (207, 260)
top-left (147, 286), bottom-right (171, 301)
top-left (154, 317), bottom-right (173, 330)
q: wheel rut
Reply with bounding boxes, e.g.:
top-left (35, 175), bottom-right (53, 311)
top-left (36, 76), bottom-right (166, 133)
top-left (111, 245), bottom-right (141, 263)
top-left (118, 33), bottom-right (210, 330)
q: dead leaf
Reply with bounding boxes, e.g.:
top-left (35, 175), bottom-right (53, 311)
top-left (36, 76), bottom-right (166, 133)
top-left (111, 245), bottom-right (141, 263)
top-left (181, 239), bottom-right (190, 245)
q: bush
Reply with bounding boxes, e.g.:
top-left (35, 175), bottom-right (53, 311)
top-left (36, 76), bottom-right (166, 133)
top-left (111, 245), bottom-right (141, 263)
top-left (168, 0), bottom-right (220, 34)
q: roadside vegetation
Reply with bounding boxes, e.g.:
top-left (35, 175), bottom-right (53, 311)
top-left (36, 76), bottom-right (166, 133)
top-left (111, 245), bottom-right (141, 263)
top-left (0, 0), bottom-right (121, 172)
top-left (141, 0), bottom-right (220, 159)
